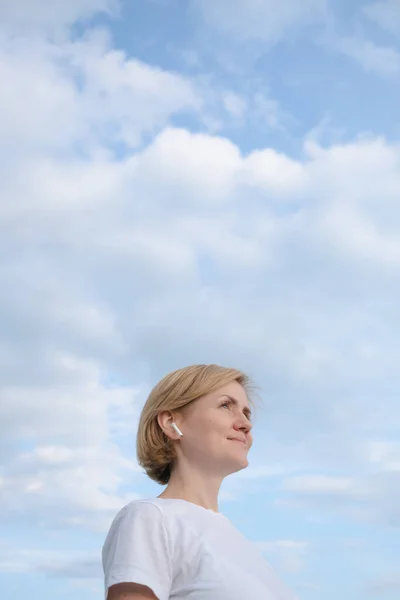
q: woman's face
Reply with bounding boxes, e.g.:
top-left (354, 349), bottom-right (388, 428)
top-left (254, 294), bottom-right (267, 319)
top-left (175, 381), bottom-right (253, 477)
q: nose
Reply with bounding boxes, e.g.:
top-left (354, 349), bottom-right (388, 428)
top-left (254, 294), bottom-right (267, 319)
top-left (233, 414), bottom-right (252, 434)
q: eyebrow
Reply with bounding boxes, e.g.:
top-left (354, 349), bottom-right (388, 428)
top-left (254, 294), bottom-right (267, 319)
top-left (221, 395), bottom-right (252, 420)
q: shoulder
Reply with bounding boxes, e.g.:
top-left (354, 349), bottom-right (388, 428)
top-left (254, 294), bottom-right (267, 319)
top-left (104, 499), bottom-right (171, 546)
top-left (109, 499), bottom-right (188, 532)
top-left (104, 498), bottom-right (226, 556)
top-left (102, 500), bottom-right (175, 600)
top-left (112, 498), bottom-right (192, 525)
top-left (115, 499), bottom-right (166, 520)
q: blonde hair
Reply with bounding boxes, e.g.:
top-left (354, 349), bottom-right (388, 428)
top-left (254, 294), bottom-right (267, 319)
top-left (136, 364), bottom-right (252, 485)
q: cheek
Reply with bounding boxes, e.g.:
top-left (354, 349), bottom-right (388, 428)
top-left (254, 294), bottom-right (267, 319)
top-left (186, 417), bottom-right (215, 441)
top-left (183, 410), bottom-right (228, 443)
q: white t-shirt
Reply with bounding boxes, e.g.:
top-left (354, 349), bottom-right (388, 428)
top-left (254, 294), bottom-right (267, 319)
top-left (102, 498), bottom-right (298, 600)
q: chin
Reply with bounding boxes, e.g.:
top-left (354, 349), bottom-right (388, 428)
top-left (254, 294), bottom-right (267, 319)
top-left (238, 457), bottom-right (249, 471)
top-left (226, 457), bottom-right (249, 476)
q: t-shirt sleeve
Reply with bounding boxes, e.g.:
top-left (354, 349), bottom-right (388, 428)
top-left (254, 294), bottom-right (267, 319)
top-left (102, 501), bottom-right (173, 600)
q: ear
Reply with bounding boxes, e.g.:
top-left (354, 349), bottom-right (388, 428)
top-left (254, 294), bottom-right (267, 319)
top-left (157, 410), bottom-right (182, 440)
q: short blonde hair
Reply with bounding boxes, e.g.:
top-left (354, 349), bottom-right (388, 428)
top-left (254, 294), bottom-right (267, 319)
top-left (136, 364), bottom-right (252, 485)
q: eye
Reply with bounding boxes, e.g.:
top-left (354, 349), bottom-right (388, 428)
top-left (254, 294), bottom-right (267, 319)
top-left (221, 400), bottom-right (231, 409)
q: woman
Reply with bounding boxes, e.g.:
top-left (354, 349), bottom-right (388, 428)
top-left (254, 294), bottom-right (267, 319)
top-left (103, 364), bottom-right (297, 600)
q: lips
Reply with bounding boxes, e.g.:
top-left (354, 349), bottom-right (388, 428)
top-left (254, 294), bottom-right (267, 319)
top-left (228, 437), bottom-right (247, 446)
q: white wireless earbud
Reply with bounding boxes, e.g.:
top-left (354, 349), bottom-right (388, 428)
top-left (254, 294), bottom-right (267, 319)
top-left (171, 422), bottom-right (183, 437)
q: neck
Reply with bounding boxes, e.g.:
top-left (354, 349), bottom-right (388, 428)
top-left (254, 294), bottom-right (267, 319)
top-left (158, 461), bottom-right (223, 512)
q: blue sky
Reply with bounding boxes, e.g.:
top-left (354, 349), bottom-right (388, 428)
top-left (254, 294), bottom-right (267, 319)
top-left (0, 1), bottom-right (400, 598)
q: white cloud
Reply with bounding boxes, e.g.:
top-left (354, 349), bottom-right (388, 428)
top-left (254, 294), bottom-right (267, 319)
top-left (369, 442), bottom-right (400, 472)
top-left (219, 91), bottom-right (290, 132)
top-left (222, 92), bottom-right (247, 118)
top-left (364, 575), bottom-right (400, 597)
top-left (281, 475), bottom-right (360, 494)
top-left (364, 0), bottom-right (400, 34)
top-left (257, 540), bottom-right (308, 575)
top-left (242, 147), bottom-right (306, 194)
top-left (0, 356), bottom-right (143, 529)
top-left (0, 30), bottom-right (200, 160)
top-left (2, 123), bottom-right (400, 530)
top-left (135, 127), bottom-right (242, 201)
top-left (335, 36), bottom-right (400, 77)
top-left (192, 0), bottom-right (328, 43)
top-left (0, 547), bottom-right (103, 580)
top-left (0, 0), bottom-right (118, 29)
top-left (279, 467), bottom-right (400, 528)
top-left (1, 5), bottom-right (399, 599)
top-left (1, 7), bottom-right (400, 540)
